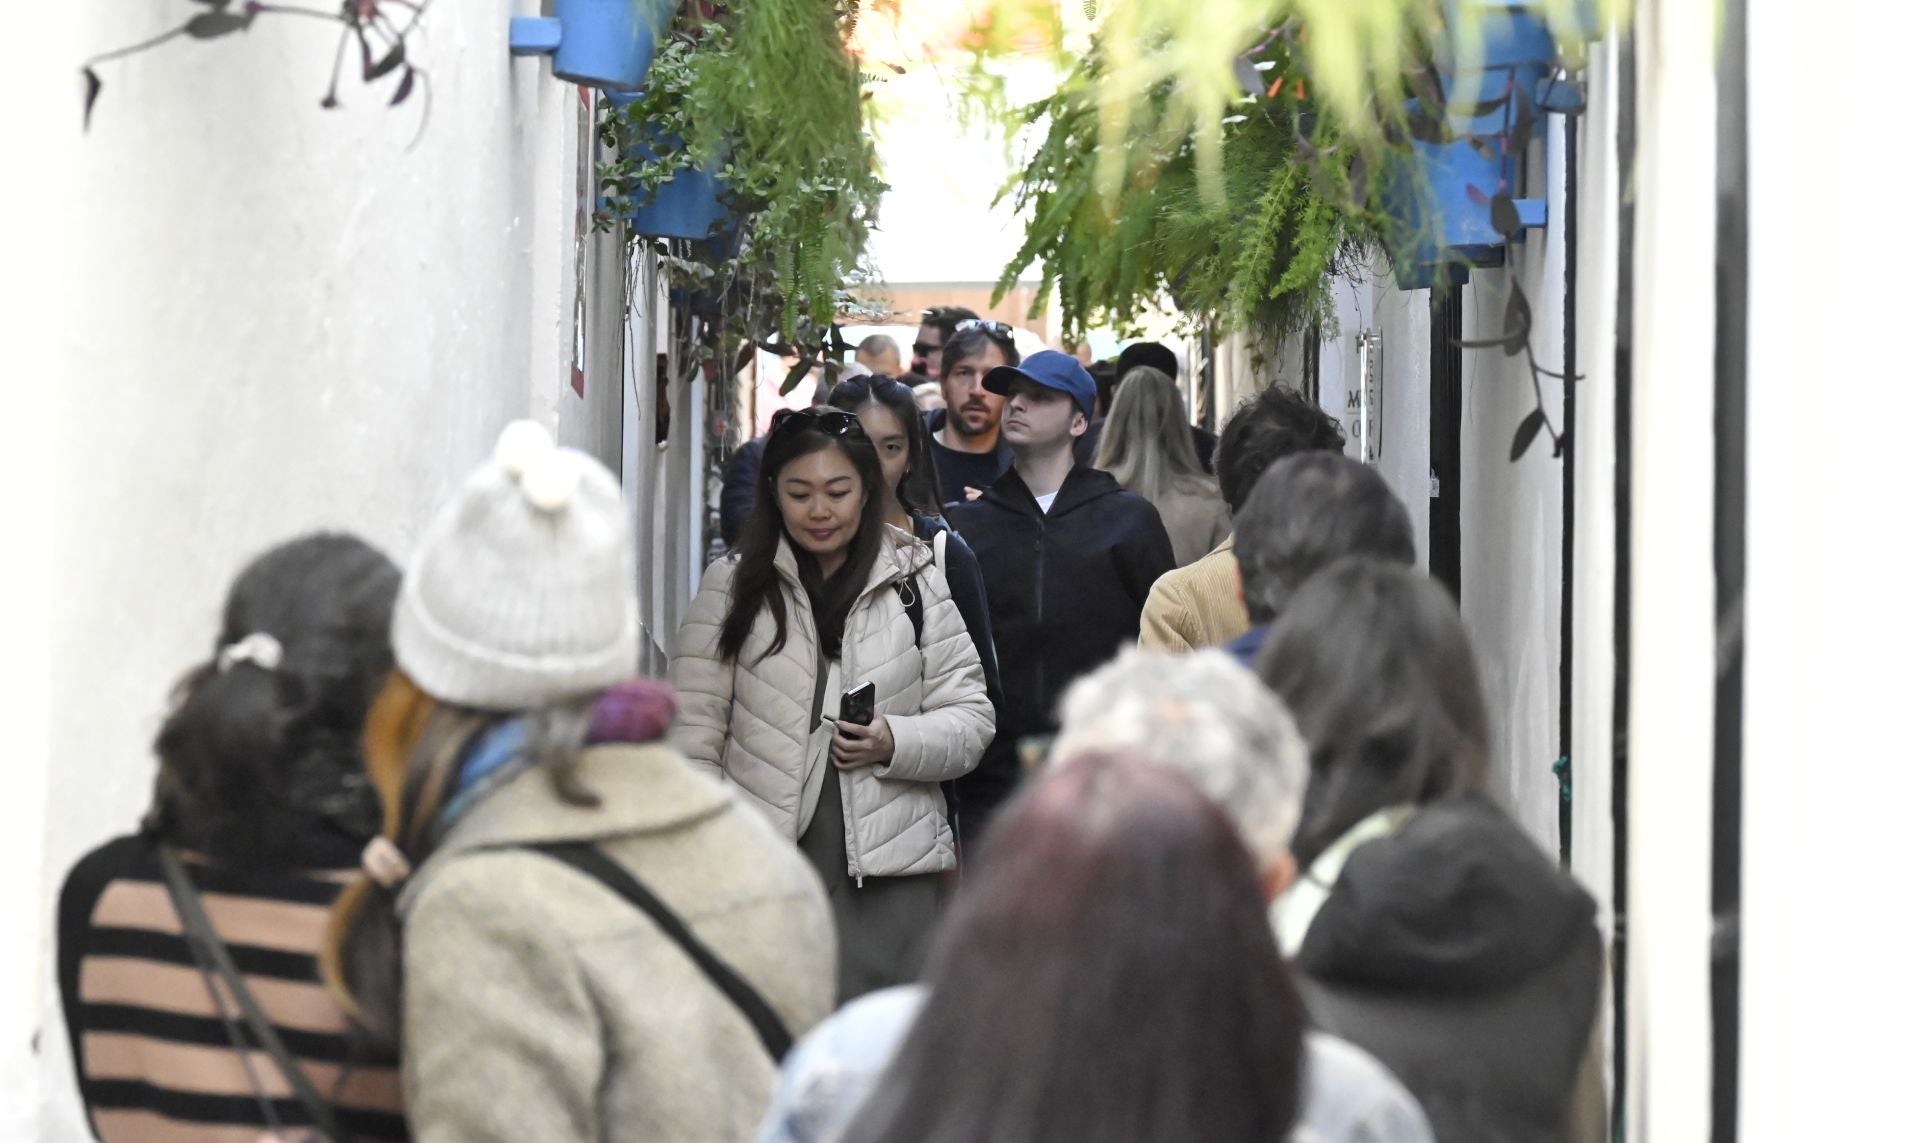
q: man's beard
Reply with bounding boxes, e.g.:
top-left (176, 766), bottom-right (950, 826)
top-left (950, 404), bottom-right (999, 437)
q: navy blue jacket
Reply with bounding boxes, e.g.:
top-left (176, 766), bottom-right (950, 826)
top-left (947, 465), bottom-right (1176, 828)
top-left (1224, 622), bottom-right (1271, 671)
top-left (720, 436), bottom-right (768, 547)
top-left (912, 515), bottom-right (1009, 852)
top-left (924, 409), bottom-right (1012, 505)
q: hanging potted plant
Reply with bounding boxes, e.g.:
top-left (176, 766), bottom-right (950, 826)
top-left (601, 89), bottom-right (731, 242)
top-left (1381, 0), bottom-right (1584, 288)
top-left (994, 28), bottom-right (1384, 354)
top-left (509, 0), bottom-right (676, 92)
top-left (596, 0), bottom-right (885, 386)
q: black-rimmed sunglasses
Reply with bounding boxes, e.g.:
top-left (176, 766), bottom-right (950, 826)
top-left (769, 406), bottom-right (863, 443)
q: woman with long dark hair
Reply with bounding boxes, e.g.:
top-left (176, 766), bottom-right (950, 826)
top-left (672, 407), bottom-right (993, 1001)
top-left (1095, 366), bottom-right (1231, 566)
top-left (826, 375), bottom-right (1008, 849)
top-left (833, 753), bottom-right (1306, 1143)
top-left (1257, 559), bottom-right (1602, 1143)
top-left (322, 422), bottom-right (834, 1141)
top-left (57, 532), bottom-right (408, 1142)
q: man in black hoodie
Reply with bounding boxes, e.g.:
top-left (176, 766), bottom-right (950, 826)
top-left (947, 351), bottom-right (1177, 837)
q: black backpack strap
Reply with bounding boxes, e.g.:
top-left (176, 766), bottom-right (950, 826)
top-left (523, 841), bottom-right (794, 1060)
top-left (894, 574), bottom-right (924, 645)
top-left (157, 846), bottom-right (347, 1142)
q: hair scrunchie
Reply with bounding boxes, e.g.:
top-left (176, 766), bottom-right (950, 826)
top-left (361, 836), bottom-right (413, 889)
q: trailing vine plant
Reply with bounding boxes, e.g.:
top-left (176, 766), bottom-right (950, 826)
top-left (984, 0), bottom-right (1597, 463)
top-left (993, 22), bottom-right (1390, 349)
top-left (82, 0), bottom-right (430, 133)
top-left (596, 0), bottom-right (886, 392)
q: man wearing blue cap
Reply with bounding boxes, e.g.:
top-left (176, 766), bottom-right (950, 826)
top-left (945, 351), bottom-right (1177, 839)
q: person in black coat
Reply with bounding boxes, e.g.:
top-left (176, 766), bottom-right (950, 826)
top-left (1257, 559), bottom-right (1603, 1143)
top-left (719, 435), bottom-right (767, 546)
top-left (947, 351), bottom-right (1177, 835)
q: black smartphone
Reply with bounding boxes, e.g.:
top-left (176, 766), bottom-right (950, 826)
top-left (840, 681), bottom-right (876, 726)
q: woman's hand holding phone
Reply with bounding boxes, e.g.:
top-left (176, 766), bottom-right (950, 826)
top-left (831, 716), bottom-right (894, 770)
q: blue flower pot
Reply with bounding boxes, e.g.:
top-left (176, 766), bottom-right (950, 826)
top-left (510, 0), bottom-right (671, 92)
top-left (1384, 2), bottom-right (1562, 289)
top-left (602, 92), bottom-right (735, 241)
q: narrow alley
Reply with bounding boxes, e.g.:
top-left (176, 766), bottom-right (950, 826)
top-left (3, 2), bottom-right (1914, 1141)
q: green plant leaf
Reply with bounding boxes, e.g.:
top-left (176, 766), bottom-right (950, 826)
top-left (1511, 407), bottom-right (1546, 461)
top-left (185, 11), bottom-right (250, 38)
top-left (1490, 193), bottom-right (1522, 237)
top-left (82, 67), bottom-right (102, 130)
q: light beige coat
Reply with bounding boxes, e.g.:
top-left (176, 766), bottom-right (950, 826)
top-left (1139, 536), bottom-right (1253, 652)
top-left (398, 743), bottom-right (835, 1143)
top-left (1149, 478), bottom-right (1234, 567)
top-left (670, 530), bottom-right (992, 879)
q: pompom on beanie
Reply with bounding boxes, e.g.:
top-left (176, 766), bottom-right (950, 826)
top-left (393, 421), bottom-right (639, 710)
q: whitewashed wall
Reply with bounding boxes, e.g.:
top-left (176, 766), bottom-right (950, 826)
top-left (1456, 117), bottom-right (1572, 854)
top-left (1567, 31), bottom-right (1624, 1121)
top-left (11, 2), bottom-right (609, 1135)
top-left (1317, 271), bottom-right (1433, 571)
top-left (1741, 1), bottom-right (1920, 1138)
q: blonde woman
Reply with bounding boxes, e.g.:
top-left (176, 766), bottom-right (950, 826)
top-left (1094, 367), bottom-right (1232, 566)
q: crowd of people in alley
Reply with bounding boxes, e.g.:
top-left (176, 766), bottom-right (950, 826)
top-left (54, 303), bottom-right (1605, 1143)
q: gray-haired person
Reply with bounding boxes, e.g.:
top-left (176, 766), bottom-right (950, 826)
top-left (757, 650), bottom-right (1437, 1143)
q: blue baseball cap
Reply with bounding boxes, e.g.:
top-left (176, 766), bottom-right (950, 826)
top-left (984, 350), bottom-right (1098, 420)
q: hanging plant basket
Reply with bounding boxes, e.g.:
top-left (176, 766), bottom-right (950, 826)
top-left (510, 0), bottom-right (673, 91)
top-left (601, 92), bottom-right (736, 241)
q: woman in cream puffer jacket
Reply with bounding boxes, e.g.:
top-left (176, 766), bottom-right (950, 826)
top-left (671, 408), bottom-right (993, 1000)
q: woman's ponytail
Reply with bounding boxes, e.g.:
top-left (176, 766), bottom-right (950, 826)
top-left (149, 657), bottom-right (294, 849)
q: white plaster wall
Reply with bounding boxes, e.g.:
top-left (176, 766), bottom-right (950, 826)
top-left (1567, 31), bottom-right (1623, 1117)
top-left (1457, 119), bottom-right (1571, 855)
top-left (1742, 0), bottom-right (1920, 1136)
top-left (0, 20), bottom-right (61, 1125)
top-left (1623, 0), bottom-right (1717, 1131)
top-left (1373, 282), bottom-right (1433, 572)
top-left (18, 2), bottom-right (595, 1135)
top-left (1314, 273), bottom-right (1431, 571)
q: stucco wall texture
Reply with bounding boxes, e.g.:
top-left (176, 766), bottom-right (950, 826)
top-left (15, 3), bottom-right (586, 1135)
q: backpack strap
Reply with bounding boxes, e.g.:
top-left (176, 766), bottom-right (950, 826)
top-left (932, 528), bottom-right (949, 578)
top-left (893, 574), bottom-right (924, 646)
top-left (522, 842), bottom-right (794, 1060)
top-left (157, 847), bottom-right (347, 1143)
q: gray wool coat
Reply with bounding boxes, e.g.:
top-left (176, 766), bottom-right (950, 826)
top-left (397, 743), bottom-right (836, 1143)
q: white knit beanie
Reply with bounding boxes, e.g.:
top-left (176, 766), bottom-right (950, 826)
top-left (392, 421), bottom-right (639, 710)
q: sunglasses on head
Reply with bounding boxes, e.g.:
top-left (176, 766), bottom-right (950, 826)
top-left (769, 406), bottom-right (863, 443)
top-left (954, 319), bottom-right (1014, 336)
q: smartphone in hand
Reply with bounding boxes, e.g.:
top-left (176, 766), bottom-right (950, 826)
top-left (840, 681), bottom-right (876, 726)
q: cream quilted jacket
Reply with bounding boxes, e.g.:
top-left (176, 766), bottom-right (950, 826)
top-left (669, 529), bottom-right (993, 879)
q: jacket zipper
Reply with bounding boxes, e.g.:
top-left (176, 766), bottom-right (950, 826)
top-left (1033, 506), bottom-right (1047, 709)
top-left (839, 563), bottom-right (911, 886)
top-left (837, 596), bottom-right (867, 887)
